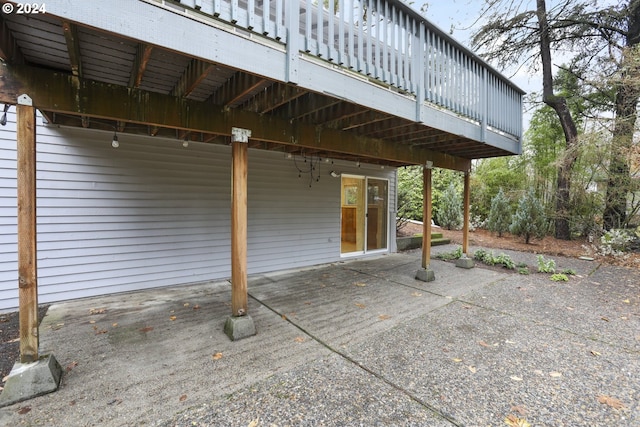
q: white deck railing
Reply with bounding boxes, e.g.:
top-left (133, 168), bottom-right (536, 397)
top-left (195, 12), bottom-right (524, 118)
top-left (169, 0), bottom-right (523, 141)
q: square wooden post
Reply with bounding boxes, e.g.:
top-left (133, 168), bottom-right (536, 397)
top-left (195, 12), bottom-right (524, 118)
top-left (225, 127), bottom-right (256, 341)
top-left (462, 171), bottom-right (470, 255)
top-left (456, 170), bottom-right (474, 269)
top-left (416, 161), bottom-right (435, 282)
top-left (0, 95), bottom-right (62, 408)
top-left (16, 96), bottom-right (38, 363)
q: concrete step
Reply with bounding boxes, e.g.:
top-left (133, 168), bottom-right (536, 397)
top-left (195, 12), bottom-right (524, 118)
top-left (396, 234), bottom-right (451, 251)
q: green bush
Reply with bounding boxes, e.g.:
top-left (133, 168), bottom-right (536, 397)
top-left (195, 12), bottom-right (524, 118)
top-left (550, 273), bottom-right (569, 282)
top-left (487, 188), bottom-right (512, 237)
top-left (473, 249), bottom-right (516, 270)
top-left (510, 189), bottom-right (547, 243)
top-left (435, 246), bottom-right (463, 261)
top-left (437, 182), bottom-right (463, 230)
top-left (537, 255), bottom-right (556, 273)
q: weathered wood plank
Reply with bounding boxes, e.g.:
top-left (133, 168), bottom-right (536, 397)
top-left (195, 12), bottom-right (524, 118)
top-left (231, 136), bottom-right (248, 317)
top-left (421, 165), bottom-right (432, 269)
top-left (17, 100), bottom-right (39, 363)
top-left (462, 171), bottom-right (470, 255)
top-left (0, 63), bottom-right (471, 171)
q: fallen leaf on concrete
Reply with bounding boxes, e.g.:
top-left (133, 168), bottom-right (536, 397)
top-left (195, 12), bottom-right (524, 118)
top-left (478, 340), bottom-right (491, 348)
top-left (566, 306), bottom-right (574, 311)
top-left (601, 317), bottom-right (610, 322)
top-left (89, 320), bottom-right (96, 324)
top-left (179, 394), bottom-right (187, 402)
top-left (193, 304), bottom-right (200, 310)
top-left (452, 358), bottom-right (463, 363)
top-left (212, 352), bottom-right (223, 360)
top-left (169, 316), bottom-right (177, 321)
top-left (294, 336), bottom-right (305, 343)
top-left (183, 303), bottom-right (190, 307)
top-left (112, 323), bottom-right (118, 327)
top-left (411, 292), bottom-right (422, 297)
top-left (549, 371), bottom-right (562, 378)
top-left (95, 329), bottom-right (108, 335)
top-left (139, 326), bottom-right (154, 333)
top-left (355, 303), bottom-right (366, 309)
top-left (510, 376), bottom-right (523, 381)
top-left (2, 375), bottom-right (9, 383)
top-left (504, 414), bottom-right (530, 427)
top-left (248, 418), bottom-right (260, 427)
top-left (281, 314), bottom-right (287, 320)
top-left (17, 406), bottom-right (31, 415)
top-left (378, 314), bottom-right (391, 320)
top-left (65, 361), bottom-right (78, 372)
top-left (468, 366), bottom-right (477, 374)
top-left (623, 299), bottom-right (630, 304)
top-left (89, 308), bottom-right (107, 315)
top-left (597, 395), bottom-right (626, 410)
top-left (590, 350), bottom-right (601, 356)
top-left (354, 282), bottom-right (367, 287)
top-left (510, 405), bottom-right (527, 416)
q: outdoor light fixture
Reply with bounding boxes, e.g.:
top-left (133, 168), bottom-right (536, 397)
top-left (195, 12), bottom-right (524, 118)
top-left (182, 139), bottom-right (189, 148)
top-left (330, 171), bottom-right (340, 178)
top-left (0, 104), bottom-right (9, 126)
top-left (111, 133), bottom-right (119, 148)
top-left (356, 160), bottom-right (360, 168)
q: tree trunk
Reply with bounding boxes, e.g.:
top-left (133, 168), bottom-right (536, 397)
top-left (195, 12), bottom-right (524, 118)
top-left (603, 0), bottom-right (640, 230)
top-left (536, 0), bottom-right (580, 240)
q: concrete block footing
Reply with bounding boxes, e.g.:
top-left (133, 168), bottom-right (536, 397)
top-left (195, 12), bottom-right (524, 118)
top-left (0, 354), bottom-right (62, 408)
top-left (224, 315), bottom-right (256, 341)
top-left (415, 268), bottom-right (436, 282)
top-left (455, 256), bottom-right (475, 269)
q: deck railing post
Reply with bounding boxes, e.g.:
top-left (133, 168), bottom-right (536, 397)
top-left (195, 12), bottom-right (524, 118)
top-left (285, 0), bottom-right (300, 83)
top-left (481, 66), bottom-right (488, 143)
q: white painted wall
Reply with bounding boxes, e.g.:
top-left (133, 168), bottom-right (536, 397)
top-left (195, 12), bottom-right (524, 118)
top-left (0, 110), bottom-right (396, 311)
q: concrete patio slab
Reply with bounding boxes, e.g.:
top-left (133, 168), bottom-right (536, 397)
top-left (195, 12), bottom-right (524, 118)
top-left (0, 250), bottom-right (637, 426)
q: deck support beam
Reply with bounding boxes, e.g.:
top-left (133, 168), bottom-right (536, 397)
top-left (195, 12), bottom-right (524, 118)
top-left (0, 95), bottom-right (61, 408)
top-left (415, 162), bottom-right (435, 282)
top-left (224, 127), bottom-right (256, 341)
top-left (0, 64), bottom-right (471, 172)
top-left (456, 171), bottom-right (474, 269)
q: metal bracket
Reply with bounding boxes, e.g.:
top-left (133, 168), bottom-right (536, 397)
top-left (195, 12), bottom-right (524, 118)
top-left (231, 127), bottom-right (251, 143)
top-left (424, 160), bottom-right (433, 169)
top-left (17, 94), bottom-right (33, 106)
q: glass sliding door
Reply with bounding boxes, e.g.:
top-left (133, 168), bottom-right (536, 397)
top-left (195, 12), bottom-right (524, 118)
top-left (341, 176), bottom-right (366, 254)
top-left (340, 175), bottom-right (388, 255)
top-left (366, 178), bottom-right (388, 251)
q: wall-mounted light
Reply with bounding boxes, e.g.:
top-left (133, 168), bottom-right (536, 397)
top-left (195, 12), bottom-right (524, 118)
top-left (356, 160), bottom-right (360, 168)
top-left (111, 133), bottom-right (119, 148)
top-left (330, 171), bottom-right (341, 178)
top-left (0, 104), bottom-right (9, 126)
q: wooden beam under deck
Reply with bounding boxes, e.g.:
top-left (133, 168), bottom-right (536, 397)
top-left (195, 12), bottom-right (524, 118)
top-left (0, 64), bottom-right (471, 171)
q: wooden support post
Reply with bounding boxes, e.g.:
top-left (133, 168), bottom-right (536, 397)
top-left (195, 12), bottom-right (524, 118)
top-left (16, 95), bottom-right (38, 363)
top-left (230, 127), bottom-right (250, 317)
top-left (416, 161), bottom-right (435, 282)
top-left (462, 171), bottom-right (471, 256)
top-left (421, 164), bottom-right (433, 269)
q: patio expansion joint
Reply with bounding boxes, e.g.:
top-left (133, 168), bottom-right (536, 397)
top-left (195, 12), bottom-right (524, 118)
top-left (247, 291), bottom-right (465, 427)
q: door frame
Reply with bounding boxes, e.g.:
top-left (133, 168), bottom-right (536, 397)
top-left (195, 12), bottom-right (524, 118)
top-left (340, 174), bottom-right (389, 256)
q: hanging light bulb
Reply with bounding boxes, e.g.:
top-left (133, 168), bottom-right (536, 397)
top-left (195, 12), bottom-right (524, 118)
top-left (111, 133), bottom-right (119, 148)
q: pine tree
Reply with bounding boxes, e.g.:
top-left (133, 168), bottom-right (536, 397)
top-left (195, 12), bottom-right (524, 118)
top-left (510, 189), bottom-right (547, 244)
top-left (437, 182), bottom-right (462, 230)
top-left (487, 188), bottom-right (511, 237)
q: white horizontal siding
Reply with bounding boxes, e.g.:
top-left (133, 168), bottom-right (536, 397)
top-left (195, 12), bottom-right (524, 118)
top-left (0, 109), bottom-right (396, 311)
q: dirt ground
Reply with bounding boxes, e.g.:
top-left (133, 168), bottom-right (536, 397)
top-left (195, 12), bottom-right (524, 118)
top-left (397, 222), bottom-right (640, 269)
